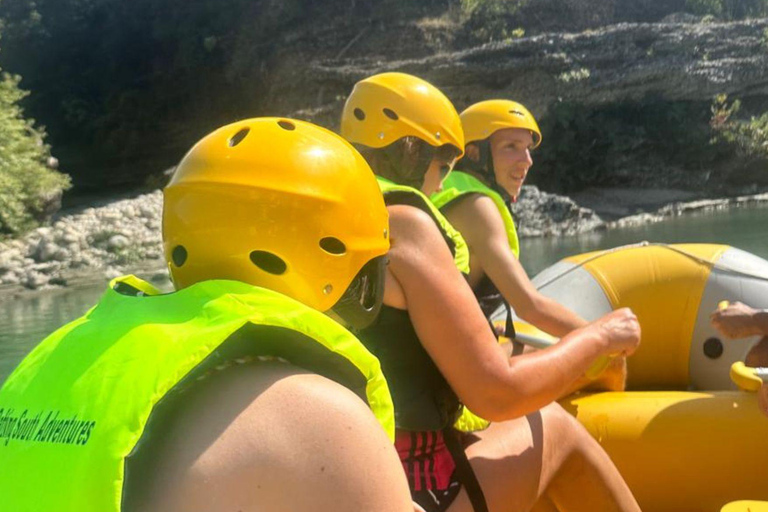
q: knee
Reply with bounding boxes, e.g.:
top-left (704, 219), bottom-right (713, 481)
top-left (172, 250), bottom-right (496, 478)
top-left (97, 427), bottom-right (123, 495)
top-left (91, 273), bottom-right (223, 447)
top-left (538, 402), bottom-right (596, 457)
top-left (539, 402), bottom-right (580, 433)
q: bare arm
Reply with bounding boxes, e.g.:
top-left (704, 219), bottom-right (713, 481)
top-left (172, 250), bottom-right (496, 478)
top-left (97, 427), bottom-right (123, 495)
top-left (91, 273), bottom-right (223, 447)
top-left (384, 205), bottom-right (639, 422)
top-left (130, 363), bottom-right (414, 512)
top-left (444, 194), bottom-right (587, 337)
top-left (711, 302), bottom-right (768, 339)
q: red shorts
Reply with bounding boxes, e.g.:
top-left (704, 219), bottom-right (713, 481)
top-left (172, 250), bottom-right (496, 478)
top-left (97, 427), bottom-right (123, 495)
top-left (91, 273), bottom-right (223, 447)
top-left (395, 429), bottom-right (463, 511)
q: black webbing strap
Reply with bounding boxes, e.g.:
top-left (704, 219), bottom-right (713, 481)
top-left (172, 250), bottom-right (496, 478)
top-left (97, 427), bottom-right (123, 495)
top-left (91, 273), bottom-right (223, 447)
top-left (443, 427), bottom-right (489, 512)
top-left (504, 301), bottom-right (524, 356)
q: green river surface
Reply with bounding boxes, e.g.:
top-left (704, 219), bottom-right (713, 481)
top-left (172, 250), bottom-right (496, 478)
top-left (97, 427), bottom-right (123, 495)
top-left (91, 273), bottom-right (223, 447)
top-left (2, 204), bottom-right (767, 383)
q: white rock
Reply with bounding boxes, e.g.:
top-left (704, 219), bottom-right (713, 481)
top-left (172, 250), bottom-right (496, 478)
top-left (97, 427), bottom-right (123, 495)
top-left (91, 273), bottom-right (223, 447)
top-left (35, 240), bottom-right (60, 262)
top-left (52, 248), bottom-right (70, 262)
top-left (24, 271), bottom-right (49, 289)
top-left (32, 262), bottom-right (61, 274)
top-left (104, 267), bottom-right (122, 280)
top-left (107, 235), bottom-right (130, 251)
top-left (2, 273), bottom-right (20, 285)
top-left (34, 227), bottom-right (53, 240)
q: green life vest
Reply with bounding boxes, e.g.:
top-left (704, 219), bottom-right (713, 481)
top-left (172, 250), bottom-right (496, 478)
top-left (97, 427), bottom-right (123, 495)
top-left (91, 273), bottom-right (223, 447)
top-left (376, 176), bottom-right (470, 275)
top-left (0, 275), bottom-right (394, 512)
top-left (431, 171), bottom-right (520, 258)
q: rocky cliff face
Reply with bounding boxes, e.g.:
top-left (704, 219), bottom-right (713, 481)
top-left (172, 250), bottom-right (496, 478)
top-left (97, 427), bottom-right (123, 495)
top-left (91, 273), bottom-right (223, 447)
top-left (284, 18), bottom-right (768, 119)
top-left (259, 17), bottom-right (768, 198)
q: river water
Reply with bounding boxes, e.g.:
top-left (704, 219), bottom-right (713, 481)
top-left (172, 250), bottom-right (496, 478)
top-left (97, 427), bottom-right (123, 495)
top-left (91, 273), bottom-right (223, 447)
top-left (2, 204), bottom-right (767, 383)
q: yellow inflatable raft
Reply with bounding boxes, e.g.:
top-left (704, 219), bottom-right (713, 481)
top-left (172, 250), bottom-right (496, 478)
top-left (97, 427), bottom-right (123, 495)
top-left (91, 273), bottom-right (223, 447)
top-left (527, 243), bottom-right (768, 390)
top-left (562, 389), bottom-right (768, 511)
top-left (722, 501), bottom-right (768, 512)
top-left (496, 243), bottom-right (768, 511)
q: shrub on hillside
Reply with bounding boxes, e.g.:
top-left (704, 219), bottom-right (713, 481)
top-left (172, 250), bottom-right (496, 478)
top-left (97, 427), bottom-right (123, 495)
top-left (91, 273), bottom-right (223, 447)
top-left (460, 0), bottom-right (527, 42)
top-left (685, 0), bottom-right (768, 19)
top-left (0, 71), bottom-right (70, 236)
top-left (711, 94), bottom-right (768, 161)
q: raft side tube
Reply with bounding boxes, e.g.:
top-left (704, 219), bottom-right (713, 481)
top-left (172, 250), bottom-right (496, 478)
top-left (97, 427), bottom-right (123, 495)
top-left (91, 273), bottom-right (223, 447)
top-left (562, 390), bottom-right (768, 512)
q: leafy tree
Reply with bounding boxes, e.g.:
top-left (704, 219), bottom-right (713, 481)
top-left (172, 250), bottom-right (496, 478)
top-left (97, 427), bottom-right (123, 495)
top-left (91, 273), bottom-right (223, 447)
top-left (0, 70), bottom-right (70, 236)
top-left (711, 94), bottom-right (768, 161)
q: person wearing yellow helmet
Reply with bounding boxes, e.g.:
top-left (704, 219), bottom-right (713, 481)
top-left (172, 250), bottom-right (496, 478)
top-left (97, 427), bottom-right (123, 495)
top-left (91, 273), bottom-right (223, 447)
top-left (341, 73), bottom-right (640, 512)
top-left (340, 71), bottom-right (464, 195)
top-left (431, 99), bottom-right (627, 393)
top-left (0, 118), bottom-right (416, 512)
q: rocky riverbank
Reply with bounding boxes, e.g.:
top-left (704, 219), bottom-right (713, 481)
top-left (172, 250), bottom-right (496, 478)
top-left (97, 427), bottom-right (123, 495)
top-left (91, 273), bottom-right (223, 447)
top-left (2, 185), bottom-right (768, 296)
top-left (0, 191), bottom-right (167, 295)
top-left (513, 185), bottom-right (606, 237)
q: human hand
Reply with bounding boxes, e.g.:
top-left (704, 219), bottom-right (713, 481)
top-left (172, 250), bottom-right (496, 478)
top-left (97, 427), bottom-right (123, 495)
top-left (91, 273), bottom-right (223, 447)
top-left (710, 301), bottom-right (764, 339)
top-left (593, 308), bottom-right (641, 357)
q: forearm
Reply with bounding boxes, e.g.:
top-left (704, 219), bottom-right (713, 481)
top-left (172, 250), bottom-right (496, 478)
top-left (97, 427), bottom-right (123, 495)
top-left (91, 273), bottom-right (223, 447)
top-left (519, 294), bottom-right (589, 338)
top-left (484, 327), bottom-right (608, 420)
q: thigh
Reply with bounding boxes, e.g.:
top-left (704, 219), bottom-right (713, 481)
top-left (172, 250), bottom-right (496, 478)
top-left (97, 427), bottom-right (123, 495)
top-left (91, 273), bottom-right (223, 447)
top-left (447, 403), bottom-right (576, 512)
top-left (447, 412), bottom-right (544, 512)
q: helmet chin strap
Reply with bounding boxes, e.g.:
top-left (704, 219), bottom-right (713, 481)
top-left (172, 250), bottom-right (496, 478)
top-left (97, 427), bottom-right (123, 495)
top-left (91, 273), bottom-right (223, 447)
top-left (469, 140), bottom-right (515, 204)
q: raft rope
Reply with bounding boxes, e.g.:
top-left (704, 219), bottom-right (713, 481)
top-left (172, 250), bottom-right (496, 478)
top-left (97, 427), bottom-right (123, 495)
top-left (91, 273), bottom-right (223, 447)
top-left (535, 241), bottom-right (768, 291)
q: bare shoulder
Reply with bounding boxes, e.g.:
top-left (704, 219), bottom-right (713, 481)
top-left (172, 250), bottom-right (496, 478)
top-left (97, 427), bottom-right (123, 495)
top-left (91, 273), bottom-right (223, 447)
top-left (387, 203), bottom-right (446, 243)
top-left (441, 193), bottom-right (506, 244)
top-left (128, 362), bottom-right (412, 512)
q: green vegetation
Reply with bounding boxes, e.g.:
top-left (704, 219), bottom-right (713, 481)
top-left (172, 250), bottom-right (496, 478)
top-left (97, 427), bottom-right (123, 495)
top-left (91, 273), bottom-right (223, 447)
top-left (557, 68), bottom-right (591, 83)
top-left (0, 0), bottom-right (452, 191)
top-left (710, 94), bottom-right (768, 160)
top-left (460, 0), bottom-right (527, 42)
top-left (685, 0), bottom-right (768, 19)
top-left (0, 70), bottom-right (70, 236)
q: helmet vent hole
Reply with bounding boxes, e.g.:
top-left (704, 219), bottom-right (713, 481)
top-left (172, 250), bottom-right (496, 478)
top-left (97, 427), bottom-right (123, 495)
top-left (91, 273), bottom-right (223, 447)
top-left (354, 108), bottom-right (366, 121)
top-left (320, 237), bottom-right (346, 255)
top-left (249, 250), bottom-right (287, 275)
top-left (383, 108), bottom-right (399, 120)
top-left (277, 120), bottom-right (296, 131)
top-left (229, 128), bottom-right (250, 147)
top-left (172, 246), bottom-right (188, 267)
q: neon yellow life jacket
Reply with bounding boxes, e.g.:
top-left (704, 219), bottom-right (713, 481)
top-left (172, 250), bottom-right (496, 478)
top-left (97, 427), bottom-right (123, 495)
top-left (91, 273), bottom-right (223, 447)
top-left (431, 171), bottom-right (520, 258)
top-left (376, 176), bottom-right (470, 275)
top-left (0, 275), bottom-right (394, 512)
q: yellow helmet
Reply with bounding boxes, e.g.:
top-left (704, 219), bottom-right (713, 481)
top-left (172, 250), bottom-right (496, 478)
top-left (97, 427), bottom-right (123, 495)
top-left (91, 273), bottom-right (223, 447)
top-left (341, 72), bottom-right (464, 158)
top-left (163, 118), bottom-right (390, 327)
top-left (460, 99), bottom-right (542, 149)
